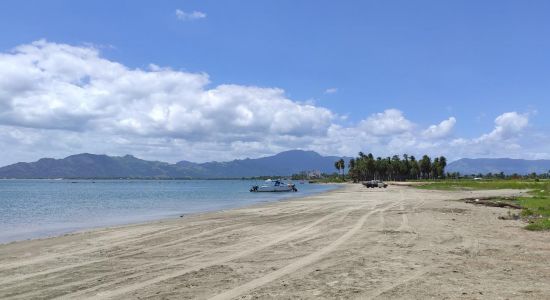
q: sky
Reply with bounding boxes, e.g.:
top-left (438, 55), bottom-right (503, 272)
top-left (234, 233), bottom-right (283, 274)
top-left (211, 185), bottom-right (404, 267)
top-left (0, 0), bottom-right (549, 166)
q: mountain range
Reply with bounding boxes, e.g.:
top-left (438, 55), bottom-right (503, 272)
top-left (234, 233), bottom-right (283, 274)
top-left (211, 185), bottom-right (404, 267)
top-left (446, 158), bottom-right (550, 175)
top-left (2, 152), bottom-right (549, 179)
top-left (0, 150), bottom-right (349, 179)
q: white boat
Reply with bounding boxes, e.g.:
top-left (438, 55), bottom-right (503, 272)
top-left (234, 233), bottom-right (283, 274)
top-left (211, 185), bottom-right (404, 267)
top-left (250, 179), bottom-right (297, 192)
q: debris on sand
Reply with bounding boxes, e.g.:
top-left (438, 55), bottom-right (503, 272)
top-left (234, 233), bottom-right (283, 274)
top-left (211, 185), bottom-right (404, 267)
top-left (462, 197), bottom-right (522, 209)
top-left (498, 211), bottom-right (521, 220)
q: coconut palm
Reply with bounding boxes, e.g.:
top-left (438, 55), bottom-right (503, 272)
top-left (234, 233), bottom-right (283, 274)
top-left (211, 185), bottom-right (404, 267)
top-left (338, 158), bottom-right (345, 180)
top-left (438, 156), bottom-right (447, 178)
top-left (420, 155), bottom-right (432, 179)
top-left (345, 152), bottom-right (446, 182)
top-left (334, 161), bottom-right (341, 176)
top-left (410, 155), bottom-right (419, 179)
top-left (334, 159), bottom-right (346, 180)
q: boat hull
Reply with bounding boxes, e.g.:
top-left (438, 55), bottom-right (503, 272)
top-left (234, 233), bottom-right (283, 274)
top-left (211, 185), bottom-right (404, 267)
top-left (254, 186), bottom-right (294, 192)
top-left (250, 183), bottom-right (297, 192)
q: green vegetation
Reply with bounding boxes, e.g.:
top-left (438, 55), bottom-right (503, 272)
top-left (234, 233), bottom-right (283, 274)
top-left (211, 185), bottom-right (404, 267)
top-left (420, 179), bottom-right (550, 231)
top-left (525, 219), bottom-right (550, 231)
top-left (334, 159), bottom-right (346, 180)
top-left (418, 180), bottom-right (545, 190)
top-left (309, 176), bottom-right (347, 183)
top-left (447, 171), bottom-right (550, 180)
top-left (345, 153), bottom-right (447, 182)
top-left (290, 171), bottom-right (339, 182)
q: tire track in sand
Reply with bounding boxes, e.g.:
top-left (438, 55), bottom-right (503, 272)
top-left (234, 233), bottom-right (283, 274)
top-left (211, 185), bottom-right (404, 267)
top-left (0, 223), bottom-right (216, 271)
top-left (2, 206), bottom-right (333, 295)
top-left (2, 206), bottom-right (317, 289)
top-left (42, 208), bottom-right (358, 300)
top-left (360, 189), bottom-right (437, 299)
top-left (69, 204), bottom-right (367, 299)
top-left (0, 223), bottom-right (242, 288)
top-left (208, 202), bottom-right (397, 300)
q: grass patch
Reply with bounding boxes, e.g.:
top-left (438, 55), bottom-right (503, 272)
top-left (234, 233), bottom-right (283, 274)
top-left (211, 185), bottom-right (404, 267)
top-left (418, 179), bottom-right (550, 231)
top-left (309, 177), bottom-right (346, 183)
top-left (418, 179), bottom-right (548, 190)
top-left (525, 219), bottom-right (550, 231)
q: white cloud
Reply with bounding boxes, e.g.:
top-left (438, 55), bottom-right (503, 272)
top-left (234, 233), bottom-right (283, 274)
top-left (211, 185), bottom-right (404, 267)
top-left (175, 9), bottom-right (206, 21)
top-left (422, 117), bottom-right (456, 139)
top-left (475, 112), bottom-right (529, 142)
top-left (357, 109), bottom-right (414, 136)
top-left (0, 40), bottom-right (334, 139)
top-left (324, 88), bottom-right (337, 94)
top-left (0, 40), bottom-right (335, 164)
top-left (0, 40), bottom-right (546, 166)
top-left (437, 112), bottom-right (532, 159)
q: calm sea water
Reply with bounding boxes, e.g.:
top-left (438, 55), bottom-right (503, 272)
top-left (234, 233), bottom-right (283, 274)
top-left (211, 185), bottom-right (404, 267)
top-left (0, 179), bottom-right (338, 243)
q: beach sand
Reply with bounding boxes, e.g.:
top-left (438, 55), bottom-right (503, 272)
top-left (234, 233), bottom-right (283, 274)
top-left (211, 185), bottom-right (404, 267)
top-left (1, 184), bottom-right (549, 299)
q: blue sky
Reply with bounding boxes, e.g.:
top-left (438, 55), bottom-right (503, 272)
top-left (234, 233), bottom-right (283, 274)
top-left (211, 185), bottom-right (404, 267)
top-left (0, 0), bottom-right (549, 164)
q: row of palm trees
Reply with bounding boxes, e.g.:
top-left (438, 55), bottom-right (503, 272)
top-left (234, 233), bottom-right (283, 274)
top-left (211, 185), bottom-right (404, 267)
top-left (336, 152), bottom-right (447, 182)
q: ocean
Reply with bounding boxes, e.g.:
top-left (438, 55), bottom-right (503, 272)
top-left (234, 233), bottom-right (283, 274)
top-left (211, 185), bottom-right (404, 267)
top-left (0, 179), bottom-right (338, 244)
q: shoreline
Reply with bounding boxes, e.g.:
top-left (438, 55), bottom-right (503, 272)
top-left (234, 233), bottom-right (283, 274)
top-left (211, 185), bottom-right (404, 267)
top-left (0, 183), bottom-right (344, 246)
top-left (1, 184), bottom-right (549, 299)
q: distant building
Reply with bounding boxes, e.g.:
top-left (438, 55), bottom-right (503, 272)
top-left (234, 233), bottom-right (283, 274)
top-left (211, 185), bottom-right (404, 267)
top-left (307, 170), bottom-right (321, 178)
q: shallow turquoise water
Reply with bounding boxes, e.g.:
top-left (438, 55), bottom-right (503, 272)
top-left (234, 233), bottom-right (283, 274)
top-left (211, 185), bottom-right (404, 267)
top-left (0, 179), bottom-right (338, 243)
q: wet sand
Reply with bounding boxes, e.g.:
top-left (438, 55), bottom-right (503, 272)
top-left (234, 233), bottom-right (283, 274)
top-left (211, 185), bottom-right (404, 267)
top-left (1, 184), bottom-right (549, 299)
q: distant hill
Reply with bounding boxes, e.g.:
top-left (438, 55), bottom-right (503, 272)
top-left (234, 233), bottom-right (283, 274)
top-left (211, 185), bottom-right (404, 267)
top-left (176, 150), bottom-right (349, 178)
top-left (0, 150), bottom-right (350, 179)
top-left (0, 154), bottom-right (180, 179)
top-left (447, 158), bottom-right (550, 175)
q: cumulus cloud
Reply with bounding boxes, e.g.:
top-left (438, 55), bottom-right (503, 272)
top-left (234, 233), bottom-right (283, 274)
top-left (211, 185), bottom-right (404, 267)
top-left (357, 109), bottom-right (414, 136)
top-left (422, 117), bottom-right (456, 139)
top-left (439, 112), bottom-right (531, 159)
top-left (0, 40), bottom-right (338, 164)
top-left (175, 9), bottom-right (206, 21)
top-left (476, 112), bottom-right (529, 142)
top-left (0, 40), bottom-right (545, 166)
top-left (0, 40), bottom-right (333, 141)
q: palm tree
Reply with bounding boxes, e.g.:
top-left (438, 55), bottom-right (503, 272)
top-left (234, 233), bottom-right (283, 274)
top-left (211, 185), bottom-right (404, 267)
top-left (438, 156), bottom-right (447, 178)
top-left (375, 157), bottom-right (385, 180)
top-left (348, 158), bottom-right (356, 182)
top-left (432, 157), bottom-right (440, 179)
top-left (348, 158), bottom-right (355, 173)
top-left (401, 154), bottom-right (411, 181)
top-left (334, 159), bottom-right (345, 180)
top-left (409, 155), bottom-right (419, 179)
top-left (338, 158), bottom-right (345, 180)
top-left (366, 153), bottom-right (375, 180)
top-left (347, 152), bottom-right (446, 181)
top-left (420, 155), bottom-right (432, 179)
top-left (391, 155), bottom-right (401, 181)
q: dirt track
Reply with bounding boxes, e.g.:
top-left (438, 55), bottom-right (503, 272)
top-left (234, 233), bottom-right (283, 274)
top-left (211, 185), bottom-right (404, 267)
top-left (1, 184), bottom-right (549, 299)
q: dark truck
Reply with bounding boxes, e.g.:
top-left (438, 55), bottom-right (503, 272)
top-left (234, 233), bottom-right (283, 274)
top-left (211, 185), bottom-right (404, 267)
top-left (362, 180), bottom-right (388, 188)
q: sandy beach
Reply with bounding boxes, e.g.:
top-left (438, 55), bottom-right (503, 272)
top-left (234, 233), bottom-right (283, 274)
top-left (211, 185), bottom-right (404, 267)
top-left (1, 184), bottom-right (549, 299)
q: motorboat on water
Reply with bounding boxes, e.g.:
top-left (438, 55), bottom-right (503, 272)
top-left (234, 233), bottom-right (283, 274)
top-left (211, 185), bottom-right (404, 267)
top-left (250, 179), bottom-right (298, 192)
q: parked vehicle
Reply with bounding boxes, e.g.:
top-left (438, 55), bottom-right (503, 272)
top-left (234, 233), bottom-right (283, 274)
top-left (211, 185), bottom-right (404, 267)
top-left (362, 180), bottom-right (388, 188)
